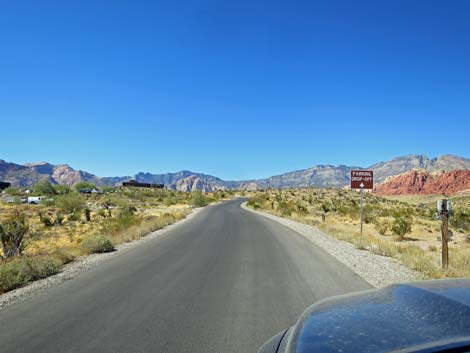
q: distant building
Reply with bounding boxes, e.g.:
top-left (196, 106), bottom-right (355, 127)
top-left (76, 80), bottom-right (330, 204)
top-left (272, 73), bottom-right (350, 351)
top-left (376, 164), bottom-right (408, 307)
top-left (0, 181), bottom-right (11, 190)
top-left (122, 179), bottom-right (164, 189)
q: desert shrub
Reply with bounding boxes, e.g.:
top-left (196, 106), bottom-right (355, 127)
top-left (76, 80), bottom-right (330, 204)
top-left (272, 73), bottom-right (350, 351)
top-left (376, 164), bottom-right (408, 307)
top-left (39, 212), bottom-right (54, 227)
top-left (56, 193), bottom-right (85, 214)
top-left (5, 188), bottom-right (21, 196)
top-left (73, 181), bottom-right (96, 192)
top-left (320, 203), bottom-right (330, 213)
top-left (164, 196), bottom-right (177, 206)
top-left (68, 212), bottom-right (81, 222)
top-left (295, 202), bottom-right (308, 216)
top-left (374, 219), bottom-right (391, 235)
top-left (34, 180), bottom-right (56, 196)
top-left (246, 199), bottom-right (259, 208)
top-left (54, 247), bottom-right (78, 264)
top-left (55, 213), bottom-right (65, 226)
top-left (0, 255), bottom-right (62, 293)
top-left (391, 215), bottom-right (412, 239)
top-left (101, 205), bottom-right (137, 235)
top-left (101, 185), bottom-right (114, 193)
top-left (53, 185), bottom-right (72, 194)
top-left (450, 210), bottom-right (470, 231)
top-left (80, 235), bottom-right (114, 254)
top-left (246, 199), bottom-right (260, 209)
top-left (191, 191), bottom-right (208, 207)
top-left (0, 211), bottom-right (29, 259)
top-left (363, 205), bottom-right (379, 224)
top-left (278, 201), bottom-right (295, 216)
top-left (12, 196), bottom-right (22, 205)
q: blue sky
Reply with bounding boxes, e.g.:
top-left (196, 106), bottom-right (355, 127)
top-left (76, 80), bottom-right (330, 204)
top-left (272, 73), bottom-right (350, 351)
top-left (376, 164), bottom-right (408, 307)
top-left (0, 1), bottom-right (469, 180)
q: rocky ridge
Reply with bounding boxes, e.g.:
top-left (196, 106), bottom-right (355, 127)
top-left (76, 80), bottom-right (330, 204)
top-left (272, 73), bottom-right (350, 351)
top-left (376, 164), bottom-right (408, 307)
top-left (374, 169), bottom-right (470, 195)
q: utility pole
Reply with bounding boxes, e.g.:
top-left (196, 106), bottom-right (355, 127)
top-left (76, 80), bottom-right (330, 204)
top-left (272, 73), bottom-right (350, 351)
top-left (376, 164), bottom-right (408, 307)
top-left (440, 199), bottom-right (449, 270)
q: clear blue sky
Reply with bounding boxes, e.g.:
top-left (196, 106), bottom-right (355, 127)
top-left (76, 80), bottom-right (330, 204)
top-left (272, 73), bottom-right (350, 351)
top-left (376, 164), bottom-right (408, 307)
top-left (1, 1), bottom-right (469, 180)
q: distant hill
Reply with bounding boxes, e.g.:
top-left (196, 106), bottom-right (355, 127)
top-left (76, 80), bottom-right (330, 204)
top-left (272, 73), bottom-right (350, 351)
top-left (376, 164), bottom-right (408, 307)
top-left (242, 164), bottom-right (360, 189)
top-left (0, 160), bottom-right (101, 187)
top-left (1, 154), bottom-right (469, 191)
top-left (374, 169), bottom-right (470, 195)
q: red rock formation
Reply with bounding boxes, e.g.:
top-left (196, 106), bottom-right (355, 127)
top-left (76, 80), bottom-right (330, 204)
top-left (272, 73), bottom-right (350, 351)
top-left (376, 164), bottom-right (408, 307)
top-left (374, 170), bottom-right (470, 195)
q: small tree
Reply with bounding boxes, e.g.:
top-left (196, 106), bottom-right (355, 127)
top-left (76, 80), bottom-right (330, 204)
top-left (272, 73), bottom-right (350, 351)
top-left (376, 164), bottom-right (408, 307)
top-left (34, 180), bottom-right (56, 195)
top-left (0, 211), bottom-right (29, 259)
top-left (73, 181), bottom-right (96, 192)
top-left (391, 216), bottom-right (412, 240)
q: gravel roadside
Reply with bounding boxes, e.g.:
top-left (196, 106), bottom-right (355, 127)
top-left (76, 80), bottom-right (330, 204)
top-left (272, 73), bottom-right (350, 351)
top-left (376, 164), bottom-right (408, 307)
top-left (0, 205), bottom-right (208, 311)
top-left (242, 202), bottom-right (422, 288)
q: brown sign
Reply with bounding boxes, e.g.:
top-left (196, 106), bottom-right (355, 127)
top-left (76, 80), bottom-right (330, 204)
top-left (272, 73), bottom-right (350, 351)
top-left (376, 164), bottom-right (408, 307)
top-left (351, 170), bottom-right (373, 189)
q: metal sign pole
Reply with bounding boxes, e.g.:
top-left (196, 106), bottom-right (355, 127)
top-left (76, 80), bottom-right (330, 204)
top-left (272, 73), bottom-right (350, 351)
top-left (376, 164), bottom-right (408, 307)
top-left (360, 187), bottom-right (364, 238)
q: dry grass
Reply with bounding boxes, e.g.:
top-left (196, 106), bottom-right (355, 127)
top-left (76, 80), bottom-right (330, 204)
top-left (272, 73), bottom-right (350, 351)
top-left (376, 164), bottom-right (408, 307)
top-left (0, 187), bottom-right (232, 293)
top-left (248, 188), bottom-right (470, 279)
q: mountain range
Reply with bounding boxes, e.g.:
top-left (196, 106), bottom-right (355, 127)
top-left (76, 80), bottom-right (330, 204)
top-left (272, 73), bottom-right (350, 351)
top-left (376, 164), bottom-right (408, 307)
top-left (1, 154), bottom-right (469, 192)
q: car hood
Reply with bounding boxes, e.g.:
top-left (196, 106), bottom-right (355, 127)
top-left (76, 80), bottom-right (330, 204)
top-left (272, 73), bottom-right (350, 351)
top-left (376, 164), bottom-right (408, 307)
top-left (282, 279), bottom-right (470, 353)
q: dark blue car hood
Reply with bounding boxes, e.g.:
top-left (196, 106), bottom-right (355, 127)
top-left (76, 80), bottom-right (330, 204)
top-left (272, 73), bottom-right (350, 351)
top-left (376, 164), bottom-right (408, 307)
top-left (277, 279), bottom-right (470, 353)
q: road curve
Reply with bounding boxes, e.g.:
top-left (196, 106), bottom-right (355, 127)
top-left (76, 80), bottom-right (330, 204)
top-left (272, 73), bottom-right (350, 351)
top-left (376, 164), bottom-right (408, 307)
top-left (0, 199), bottom-right (371, 353)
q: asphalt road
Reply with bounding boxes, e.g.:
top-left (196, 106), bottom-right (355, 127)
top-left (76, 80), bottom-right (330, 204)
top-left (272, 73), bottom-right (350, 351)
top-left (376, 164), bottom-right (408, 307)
top-left (0, 199), bottom-right (371, 353)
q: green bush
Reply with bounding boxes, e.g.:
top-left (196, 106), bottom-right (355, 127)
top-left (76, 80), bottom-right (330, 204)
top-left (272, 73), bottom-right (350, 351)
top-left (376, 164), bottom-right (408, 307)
top-left (278, 201), bottom-right (295, 216)
top-left (34, 180), bottom-right (56, 196)
top-left (56, 193), bottom-right (85, 214)
top-left (391, 216), bottom-right (412, 239)
top-left (374, 219), bottom-right (391, 235)
top-left (295, 202), bottom-right (308, 216)
top-left (80, 235), bottom-right (115, 254)
top-left (0, 256), bottom-right (62, 293)
top-left (55, 213), bottom-right (65, 226)
top-left (12, 196), bottom-right (22, 205)
top-left (101, 205), bottom-right (138, 235)
top-left (163, 196), bottom-right (177, 206)
top-left (5, 187), bottom-right (21, 196)
top-left (68, 212), bottom-right (81, 222)
top-left (73, 181), bottom-right (97, 192)
top-left (450, 210), bottom-right (470, 231)
top-left (191, 191), bottom-right (208, 207)
top-left (39, 212), bottom-right (54, 227)
top-left (54, 184), bottom-right (72, 194)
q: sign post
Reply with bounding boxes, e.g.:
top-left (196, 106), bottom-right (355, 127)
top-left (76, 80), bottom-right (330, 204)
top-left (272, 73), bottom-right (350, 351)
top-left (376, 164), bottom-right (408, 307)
top-left (437, 199), bottom-right (452, 270)
top-left (351, 170), bottom-right (374, 238)
top-left (360, 187), bottom-right (364, 238)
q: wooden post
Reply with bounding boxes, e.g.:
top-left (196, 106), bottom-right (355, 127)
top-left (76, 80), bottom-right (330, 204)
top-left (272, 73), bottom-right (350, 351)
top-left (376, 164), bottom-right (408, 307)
top-left (441, 199), bottom-right (449, 270)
